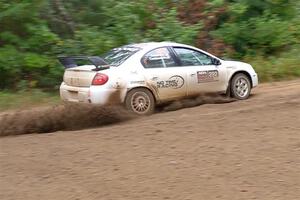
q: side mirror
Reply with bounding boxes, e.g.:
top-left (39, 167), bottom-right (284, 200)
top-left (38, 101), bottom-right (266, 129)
top-left (212, 58), bottom-right (221, 66)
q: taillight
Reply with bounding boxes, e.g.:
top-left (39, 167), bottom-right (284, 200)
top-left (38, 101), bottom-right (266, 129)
top-left (92, 73), bottom-right (109, 85)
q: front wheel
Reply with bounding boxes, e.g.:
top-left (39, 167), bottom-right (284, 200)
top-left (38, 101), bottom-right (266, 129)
top-left (230, 73), bottom-right (251, 100)
top-left (125, 88), bottom-right (155, 115)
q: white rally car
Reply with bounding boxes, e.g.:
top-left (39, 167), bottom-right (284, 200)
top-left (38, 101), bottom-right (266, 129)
top-left (59, 42), bottom-right (258, 115)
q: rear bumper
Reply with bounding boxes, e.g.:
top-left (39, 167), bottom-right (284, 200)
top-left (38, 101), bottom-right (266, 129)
top-left (60, 83), bottom-right (90, 103)
top-left (60, 82), bottom-right (124, 105)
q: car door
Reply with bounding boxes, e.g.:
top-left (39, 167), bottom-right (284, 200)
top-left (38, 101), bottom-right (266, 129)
top-left (142, 47), bottom-right (187, 101)
top-left (172, 47), bottom-right (227, 96)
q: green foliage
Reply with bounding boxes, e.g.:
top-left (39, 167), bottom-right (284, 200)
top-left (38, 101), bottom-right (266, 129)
top-left (0, 0), bottom-right (62, 90)
top-left (0, 0), bottom-right (299, 91)
top-left (213, 0), bottom-right (300, 57)
top-left (245, 45), bottom-right (300, 82)
top-left (144, 8), bottom-right (201, 45)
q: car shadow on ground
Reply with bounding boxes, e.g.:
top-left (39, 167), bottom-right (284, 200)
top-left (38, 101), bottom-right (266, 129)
top-left (156, 94), bottom-right (237, 113)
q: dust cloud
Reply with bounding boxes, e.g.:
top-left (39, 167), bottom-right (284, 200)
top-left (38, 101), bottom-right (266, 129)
top-left (0, 103), bottom-right (134, 137)
top-left (0, 95), bottom-right (234, 136)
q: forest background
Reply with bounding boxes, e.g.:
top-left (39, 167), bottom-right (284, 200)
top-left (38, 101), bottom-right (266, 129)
top-left (0, 0), bottom-right (299, 92)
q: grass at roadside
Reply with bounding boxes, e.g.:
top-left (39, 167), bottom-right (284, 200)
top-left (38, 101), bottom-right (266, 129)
top-left (244, 46), bottom-right (300, 82)
top-left (0, 90), bottom-right (60, 112)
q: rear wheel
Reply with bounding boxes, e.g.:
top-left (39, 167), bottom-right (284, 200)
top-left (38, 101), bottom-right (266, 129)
top-left (125, 88), bottom-right (155, 115)
top-left (231, 73), bottom-right (251, 100)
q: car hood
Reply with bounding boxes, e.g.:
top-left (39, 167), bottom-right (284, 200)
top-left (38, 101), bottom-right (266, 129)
top-left (221, 60), bottom-right (257, 75)
top-left (222, 60), bottom-right (251, 68)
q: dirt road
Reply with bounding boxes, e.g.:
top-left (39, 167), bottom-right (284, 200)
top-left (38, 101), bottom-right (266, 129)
top-left (1, 80), bottom-right (300, 200)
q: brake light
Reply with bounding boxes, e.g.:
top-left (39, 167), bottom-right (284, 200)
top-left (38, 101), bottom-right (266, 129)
top-left (92, 73), bottom-right (109, 85)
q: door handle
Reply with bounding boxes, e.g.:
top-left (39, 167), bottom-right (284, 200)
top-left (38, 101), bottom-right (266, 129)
top-left (151, 76), bottom-right (158, 81)
top-left (190, 73), bottom-right (196, 77)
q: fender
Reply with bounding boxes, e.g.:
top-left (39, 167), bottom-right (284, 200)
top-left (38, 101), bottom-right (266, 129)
top-left (223, 61), bottom-right (257, 88)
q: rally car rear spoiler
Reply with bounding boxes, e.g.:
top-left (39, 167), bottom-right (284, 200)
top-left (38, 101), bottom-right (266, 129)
top-left (58, 56), bottom-right (109, 71)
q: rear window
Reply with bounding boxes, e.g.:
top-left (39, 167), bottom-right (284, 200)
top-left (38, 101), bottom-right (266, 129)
top-left (102, 46), bottom-right (140, 66)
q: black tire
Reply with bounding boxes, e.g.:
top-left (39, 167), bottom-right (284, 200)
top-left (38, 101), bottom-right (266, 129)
top-left (230, 73), bottom-right (251, 100)
top-left (125, 88), bottom-right (155, 115)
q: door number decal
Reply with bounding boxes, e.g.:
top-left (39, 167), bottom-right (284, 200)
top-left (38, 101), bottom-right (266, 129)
top-left (197, 70), bottom-right (219, 83)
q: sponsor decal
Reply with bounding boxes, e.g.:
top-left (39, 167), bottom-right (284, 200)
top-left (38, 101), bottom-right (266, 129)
top-left (197, 70), bottom-right (219, 83)
top-left (148, 48), bottom-right (171, 60)
top-left (157, 75), bottom-right (184, 89)
top-left (130, 80), bottom-right (145, 84)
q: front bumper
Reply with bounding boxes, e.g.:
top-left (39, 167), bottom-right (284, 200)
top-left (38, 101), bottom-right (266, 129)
top-left (251, 73), bottom-right (258, 88)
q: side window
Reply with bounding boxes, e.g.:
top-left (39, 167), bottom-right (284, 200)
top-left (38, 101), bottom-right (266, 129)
top-left (173, 47), bottom-right (213, 66)
top-left (142, 47), bottom-right (177, 68)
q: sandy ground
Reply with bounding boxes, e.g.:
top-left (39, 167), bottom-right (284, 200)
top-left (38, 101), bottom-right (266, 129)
top-left (0, 80), bottom-right (300, 200)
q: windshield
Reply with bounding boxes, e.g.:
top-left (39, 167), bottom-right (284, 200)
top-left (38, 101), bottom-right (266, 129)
top-left (101, 46), bottom-right (141, 66)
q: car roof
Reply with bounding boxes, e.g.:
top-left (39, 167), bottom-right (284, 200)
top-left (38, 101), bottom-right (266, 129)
top-left (124, 41), bottom-right (190, 50)
top-left (119, 41), bottom-right (220, 61)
